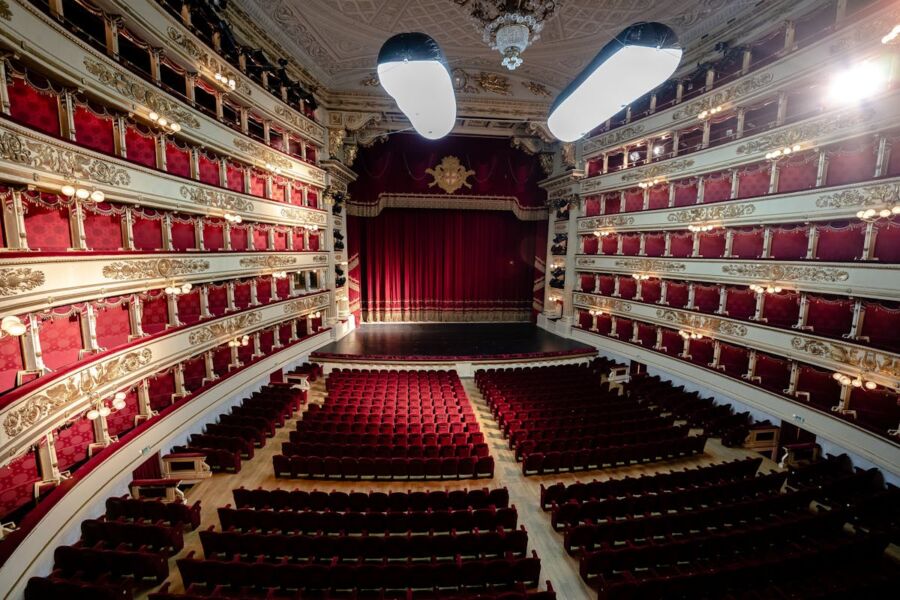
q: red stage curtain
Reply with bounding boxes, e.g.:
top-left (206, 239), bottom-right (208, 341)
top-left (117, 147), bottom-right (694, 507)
top-left (0, 335), bottom-right (23, 394)
top-left (667, 282), bottom-right (689, 308)
top-left (580, 274), bottom-right (595, 293)
top-left (874, 220), bottom-right (900, 263)
top-left (777, 151), bottom-right (818, 193)
top-left (703, 172), bottom-right (732, 203)
top-left (583, 236), bottom-right (598, 255)
top-left (661, 329), bottom-right (683, 357)
top-left (731, 227), bottom-right (763, 258)
top-left (688, 338), bottom-right (714, 367)
top-left (645, 233), bottom-right (665, 257)
top-left (208, 286), bottom-right (228, 317)
top-left (353, 210), bottom-right (540, 322)
top-left (225, 161), bottom-right (245, 193)
top-left (24, 198), bottom-right (70, 251)
top-left (230, 225), bottom-right (248, 251)
top-left (724, 288), bottom-right (756, 320)
top-left (825, 137), bottom-right (877, 187)
top-left (669, 232), bottom-right (693, 257)
top-left (253, 227), bottom-right (269, 250)
top-left (719, 343), bottom-right (749, 378)
top-left (694, 284), bottom-right (720, 313)
top-left (797, 365), bottom-right (840, 411)
top-left (815, 222), bottom-right (865, 261)
top-left (806, 296), bottom-right (853, 337)
top-left (756, 354), bottom-right (790, 394)
top-left (763, 292), bottom-right (800, 328)
top-left (0, 451), bottom-right (39, 520)
top-left (234, 281), bottom-right (252, 310)
top-left (249, 169), bottom-right (266, 197)
top-left (73, 103), bottom-right (115, 154)
top-left (95, 299), bottom-right (131, 350)
top-left (698, 230), bottom-right (726, 258)
top-left (8, 75), bottom-right (60, 136)
top-left (618, 277), bottom-right (636, 300)
top-left (642, 279), bottom-right (661, 304)
top-left (171, 219), bottom-right (196, 251)
top-left (584, 197), bottom-right (601, 217)
top-left (39, 313), bottom-right (83, 372)
top-left (106, 390), bottom-right (139, 437)
top-left (55, 419), bottom-right (94, 471)
top-left (597, 276), bottom-right (615, 296)
top-left (133, 212), bottom-right (163, 250)
top-left (141, 294), bottom-right (169, 334)
top-left (860, 302), bottom-right (900, 352)
top-left (648, 186), bottom-right (669, 210)
top-left (83, 205), bottom-right (122, 251)
top-left (257, 278), bottom-right (273, 305)
top-left (177, 290), bottom-right (201, 324)
top-left (148, 371), bottom-right (175, 410)
top-left (165, 140), bottom-right (192, 179)
top-left (737, 163), bottom-right (770, 198)
top-left (621, 234), bottom-right (640, 256)
top-left (673, 179), bottom-right (698, 207)
top-left (770, 225), bottom-right (808, 260)
top-left (203, 220), bottom-right (225, 251)
top-left (623, 188), bottom-right (644, 212)
top-left (124, 123), bottom-right (157, 168)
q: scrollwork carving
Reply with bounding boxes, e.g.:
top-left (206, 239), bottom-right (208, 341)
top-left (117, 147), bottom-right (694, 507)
top-left (280, 206), bottom-right (327, 226)
top-left (736, 111), bottom-right (873, 154)
top-left (580, 215), bottom-right (635, 230)
top-left (188, 312), bottom-right (262, 344)
top-left (721, 264), bottom-right (849, 283)
top-left (791, 338), bottom-right (900, 380)
top-left (667, 203), bottom-right (756, 223)
top-left (239, 255), bottom-right (298, 269)
top-left (584, 125), bottom-right (646, 155)
top-left (284, 295), bottom-right (329, 314)
top-left (815, 183), bottom-right (900, 209)
top-left (179, 186), bottom-right (254, 213)
top-left (573, 293), bottom-right (633, 313)
top-left (0, 268), bottom-right (45, 296)
top-left (672, 73), bottom-right (774, 120)
top-left (621, 159), bottom-right (695, 183)
top-left (655, 309), bottom-right (748, 337)
top-left (0, 131), bottom-right (130, 186)
top-left (614, 258), bottom-right (686, 273)
top-left (102, 258), bottom-right (209, 280)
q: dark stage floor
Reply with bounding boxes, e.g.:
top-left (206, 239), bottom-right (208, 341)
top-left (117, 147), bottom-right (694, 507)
top-left (312, 323), bottom-right (593, 360)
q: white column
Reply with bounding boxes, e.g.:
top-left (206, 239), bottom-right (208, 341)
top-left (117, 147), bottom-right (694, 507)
top-left (20, 315), bottom-right (48, 377)
top-left (686, 283), bottom-right (697, 310)
top-left (199, 286), bottom-right (213, 319)
top-left (136, 379), bottom-right (156, 421)
top-left (2, 189), bottom-right (29, 250)
top-left (166, 293), bottom-right (181, 328)
top-left (172, 363), bottom-right (187, 398)
top-left (249, 279), bottom-right (260, 307)
top-left (761, 227), bottom-right (774, 258)
top-left (793, 294), bottom-right (810, 330)
top-left (79, 304), bottom-right (101, 358)
top-left (845, 300), bottom-right (864, 340)
top-left (806, 226), bottom-right (819, 259)
top-left (128, 295), bottom-right (145, 340)
top-left (161, 213), bottom-right (174, 251)
top-left (226, 282), bottom-right (237, 312)
top-left (122, 207), bottom-right (135, 250)
top-left (658, 280), bottom-right (668, 305)
top-left (724, 229), bottom-right (735, 258)
top-left (69, 201), bottom-right (88, 250)
top-left (752, 292), bottom-right (767, 322)
top-left (716, 287), bottom-right (728, 315)
top-left (203, 351), bottom-right (216, 384)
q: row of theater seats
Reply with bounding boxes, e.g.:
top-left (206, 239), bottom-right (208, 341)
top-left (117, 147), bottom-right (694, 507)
top-left (477, 361), bottom-right (706, 475)
top-left (540, 453), bottom-right (899, 599)
top-left (151, 583), bottom-right (557, 600)
top-left (24, 494), bottom-right (202, 599)
top-left (274, 369), bottom-right (492, 480)
top-left (233, 486), bottom-right (510, 512)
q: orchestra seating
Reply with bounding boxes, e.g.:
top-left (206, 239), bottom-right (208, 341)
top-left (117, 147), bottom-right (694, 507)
top-left (155, 487), bottom-right (553, 598)
top-left (274, 369), bottom-right (494, 480)
top-left (539, 454), bottom-right (900, 599)
top-left (475, 363), bottom-right (706, 475)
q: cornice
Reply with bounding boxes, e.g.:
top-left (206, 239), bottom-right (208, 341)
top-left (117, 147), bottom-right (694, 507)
top-left (347, 193), bottom-right (548, 221)
top-left (573, 291), bottom-right (900, 390)
top-left (580, 90), bottom-right (899, 194)
top-left (0, 1), bottom-right (326, 183)
top-left (0, 251), bottom-right (329, 315)
top-left (0, 119), bottom-right (326, 227)
top-left (0, 290), bottom-right (331, 461)
top-left (573, 256), bottom-right (900, 301)
top-left (581, 3), bottom-right (900, 157)
top-left (577, 179), bottom-right (900, 233)
top-left (569, 326), bottom-right (900, 475)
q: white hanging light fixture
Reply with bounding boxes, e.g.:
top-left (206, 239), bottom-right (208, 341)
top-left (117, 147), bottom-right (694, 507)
top-left (548, 22), bottom-right (682, 142)
top-left (377, 33), bottom-right (456, 140)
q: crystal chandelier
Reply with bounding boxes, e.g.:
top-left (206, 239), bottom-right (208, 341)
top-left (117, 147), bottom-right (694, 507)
top-left (457, 1), bottom-right (561, 70)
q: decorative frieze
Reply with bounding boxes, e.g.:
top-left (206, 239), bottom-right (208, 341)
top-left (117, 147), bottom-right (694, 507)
top-left (666, 203), bottom-right (756, 223)
top-left (672, 73), bottom-right (774, 120)
top-left (188, 312), bottom-right (262, 345)
top-left (614, 258), bottom-right (687, 273)
top-left (721, 264), bottom-right (850, 283)
top-left (573, 292), bottom-right (632, 313)
top-left (0, 1), bottom-right (11, 20)
top-left (165, 27), bottom-right (250, 94)
top-left (233, 138), bottom-right (292, 170)
top-left (83, 58), bottom-right (200, 129)
top-left (620, 159), bottom-right (695, 183)
top-left (273, 105), bottom-right (327, 143)
top-left (0, 131), bottom-right (130, 186)
top-left (180, 186), bottom-right (255, 213)
top-left (583, 125), bottom-right (646, 154)
top-left (736, 110), bottom-right (873, 155)
top-left (238, 255), bottom-right (298, 269)
top-left (580, 215), bottom-right (636, 230)
top-left (815, 182), bottom-right (900, 209)
top-left (280, 206), bottom-right (329, 226)
top-left (284, 295), bottom-right (330, 314)
top-left (0, 268), bottom-right (45, 297)
top-left (655, 309), bottom-right (748, 337)
top-left (102, 258), bottom-right (210, 280)
top-left (791, 338), bottom-right (900, 382)
top-left (2, 349), bottom-right (152, 437)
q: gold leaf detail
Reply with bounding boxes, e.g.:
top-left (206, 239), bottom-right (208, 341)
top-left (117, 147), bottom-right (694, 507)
top-left (736, 110), bottom-right (873, 154)
top-left (102, 258), bottom-right (209, 280)
top-left (0, 131), bottom-right (130, 186)
top-left (0, 268), bottom-right (45, 296)
top-left (239, 255), bottom-right (298, 268)
top-left (179, 186), bottom-right (255, 213)
top-left (580, 215), bottom-right (635, 230)
top-left (621, 159), bottom-right (695, 183)
top-left (573, 293), bottom-right (632, 313)
top-left (815, 183), bottom-right (900, 209)
top-left (584, 125), bottom-right (646, 155)
top-left (721, 264), bottom-right (849, 283)
top-left (614, 258), bottom-right (686, 273)
top-left (284, 294), bottom-right (330, 314)
top-left (188, 312), bottom-right (262, 345)
top-left (426, 156), bottom-right (475, 195)
top-left (655, 309), bottom-right (748, 337)
top-left (233, 138), bottom-right (292, 170)
top-left (667, 203), bottom-right (756, 223)
top-left (672, 73), bottom-right (774, 120)
top-left (791, 338), bottom-right (900, 380)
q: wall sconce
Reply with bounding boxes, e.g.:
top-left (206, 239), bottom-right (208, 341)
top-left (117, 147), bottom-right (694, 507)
top-left (765, 144), bottom-right (802, 160)
top-left (688, 223), bottom-right (717, 233)
top-left (148, 111), bottom-right (181, 133)
top-left (594, 229), bottom-right (613, 237)
top-left (0, 316), bottom-right (26, 337)
top-left (637, 177), bottom-right (666, 189)
top-left (631, 273), bottom-right (650, 281)
top-left (213, 72), bottom-right (237, 90)
top-left (272, 271), bottom-right (289, 279)
top-left (228, 335), bottom-right (250, 348)
top-left (750, 283), bottom-right (783, 295)
top-left (224, 213), bottom-right (243, 224)
top-left (697, 105), bottom-right (723, 120)
top-left (302, 224), bottom-right (319, 232)
top-left (164, 282), bottom-right (193, 296)
top-left (61, 182), bottom-right (104, 203)
top-left (588, 308), bottom-right (604, 317)
top-left (832, 371), bottom-right (877, 390)
top-left (86, 391), bottom-right (127, 421)
top-left (856, 205), bottom-right (900, 222)
top-left (678, 329), bottom-right (703, 340)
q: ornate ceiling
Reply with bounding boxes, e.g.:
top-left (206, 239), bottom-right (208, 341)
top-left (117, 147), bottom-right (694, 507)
top-left (234, 0), bottom-right (757, 101)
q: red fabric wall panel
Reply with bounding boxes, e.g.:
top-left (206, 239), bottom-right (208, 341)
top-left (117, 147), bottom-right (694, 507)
top-left (731, 228), bottom-right (763, 258)
top-left (583, 236), bottom-right (599, 254)
top-left (95, 300), bottom-right (131, 350)
top-left (183, 357), bottom-right (206, 390)
top-left (618, 277), bottom-right (636, 299)
top-left (124, 125), bottom-right (158, 168)
top-left (197, 154), bottom-right (220, 186)
top-left (600, 235), bottom-right (617, 255)
top-left (584, 197), bottom-right (601, 217)
top-left (207, 286), bottom-right (228, 317)
top-left (291, 229), bottom-right (306, 251)
top-left (737, 164), bottom-right (770, 198)
top-left (806, 297), bottom-right (853, 337)
top-left (578, 310), bottom-right (592, 330)
top-left (213, 347), bottom-right (231, 376)
top-left (249, 170), bottom-right (266, 197)
top-left (276, 278), bottom-right (291, 299)
top-left (693, 285), bottom-right (720, 313)
top-left (279, 323), bottom-right (292, 345)
top-left (24, 202), bottom-right (71, 251)
top-left (755, 354), bottom-right (790, 393)
top-left (669, 233), bottom-right (693, 257)
top-left (860, 303), bottom-right (900, 352)
top-left (777, 153), bottom-right (818, 193)
top-left (203, 221), bottom-right (225, 251)
top-left (644, 234), bottom-right (665, 257)
top-left (233, 281), bottom-right (251, 310)
top-left (148, 371), bottom-right (175, 410)
top-left (698, 231), bottom-right (725, 258)
top-left (852, 388), bottom-right (900, 435)
top-left (133, 214), bottom-right (162, 250)
top-left (688, 337), bottom-right (714, 367)
top-left (724, 288), bottom-right (756, 320)
top-left (308, 233), bottom-right (320, 251)
top-left (73, 105), bottom-right (115, 154)
top-left (225, 162), bottom-right (245, 192)
top-left (797, 366), bottom-right (841, 411)
top-left (273, 229), bottom-right (288, 251)
top-left (614, 318), bottom-right (632, 340)
top-left (0, 452), bottom-right (39, 520)
top-left (257, 278), bottom-right (273, 305)
top-left (637, 323), bottom-right (656, 347)
top-left (55, 419), bottom-right (94, 471)
top-left (580, 274), bottom-right (595, 292)
top-left (770, 226), bottom-right (808, 260)
top-left (667, 282), bottom-right (689, 308)
top-left (260, 330), bottom-right (275, 353)
top-left (642, 279), bottom-right (661, 304)
top-left (623, 189), bottom-right (644, 212)
top-left (661, 329), bottom-right (683, 357)
top-left (165, 142), bottom-right (192, 179)
top-left (83, 207), bottom-right (122, 251)
top-left (825, 139), bottom-right (877, 187)
top-left (604, 194), bottom-right (621, 214)
top-left (595, 315), bottom-right (612, 335)
top-left (230, 226), bottom-right (248, 251)
top-left (106, 391), bottom-right (138, 437)
top-left (271, 179), bottom-right (288, 203)
top-left (291, 184), bottom-right (306, 206)
top-left (171, 220), bottom-right (196, 251)
top-left (597, 276), bottom-right (615, 296)
top-left (719, 343), bottom-right (749, 378)
top-left (0, 336), bottom-right (23, 394)
top-left (703, 173), bottom-right (732, 203)
top-left (141, 295), bottom-right (169, 334)
top-left (307, 191), bottom-right (319, 209)
top-left (763, 292), bottom-right (800, 328)
top-left (673, 180), bottom-right (698, 207)
top-left (253, 227), bottom-right (269, 250)
top-left (39, 315), bottom-right (83, 372)
top-left (648, 186), bottom-right (669, 210)
top-left (177, 291), bottom-right (201, 324)
top-left (8, 76), bottom-right (60, 136)
top-left (620, 234), bottom-right (640, 256)
top-left (815, 223), bottom-right (864, 261)
top-left (874, 220), bottom-right (900, 263)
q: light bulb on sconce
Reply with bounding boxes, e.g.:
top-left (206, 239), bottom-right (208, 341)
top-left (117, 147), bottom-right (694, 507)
top-left (1, 316), bottom-right (26, 337)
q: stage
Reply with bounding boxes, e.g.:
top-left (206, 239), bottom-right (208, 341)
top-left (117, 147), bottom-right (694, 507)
top-left (311, 323), bottom-right (596, 371)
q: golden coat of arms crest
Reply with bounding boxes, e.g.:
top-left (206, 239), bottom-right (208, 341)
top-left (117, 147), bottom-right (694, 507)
top-left (426, 156), bottom-right (476, 194)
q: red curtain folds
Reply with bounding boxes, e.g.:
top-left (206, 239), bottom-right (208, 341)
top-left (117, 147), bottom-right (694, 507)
top-left (352, 209), bottom-right (541, 322)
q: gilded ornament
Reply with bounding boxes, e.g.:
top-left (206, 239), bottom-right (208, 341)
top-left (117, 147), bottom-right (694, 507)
top-left (180, 186), bottom-right (254, 213)
top-left (667, 203), bottom-right (756, 223)
top-left (102, 258), bottom-right (210, 280)
top-left (166, 27), bottom-right (248, 93)
top-left (538, 153), bottom-right (554, 176)
top-left (273, 105), bottom-right (326, 142)
top-left (233, 138), bottom-right (292, 170)
top-left (426, 156), bottom-right (476, 195)
top-left (584, 125), bottom-right (646, 155)
top-left (188, 312), bottom-right (262, 345)
top-left (83, 59), bottom-right (200, 128)
top-left (614, 258), bottom-right (686, 273)
top-left (721, 264), bottom-right (849, 283)
top-left (815, 183), bottom-right (900, 209)
top-left (239, 255), bottom-right (298, 269)
top-left (581, 215), bottom-right (635, 230)
top-left (360, 73), bottom-right (380, 87)
top-left (0, 268), bottom-right (45, 296)
top-left (655, 309), bottom-right (748, 337)
top-left (791, 338), bottom-right (900, 380)
top-left (2, 349), bottom-right (152, 437)
top-left (280, 206), bottom-right (328, 225)
top-left (672, 73), bottom-right (774, 120)
top-left (0, 130), bottom-right (130, 186)
top-left (522, 81), bottom-right (551, 97)
top-left (284, 294), bottom-right (329, 314)
top-left (621, 159), bottom-right (695, 183)
top-left (475, 72), bottom-right (512, 96)
top-left (574, 293), bottom-right (633, 313)
top-left (736, 110), bottom-right (873, 154)
top-left (0, 1), bottom-right (11, 20)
